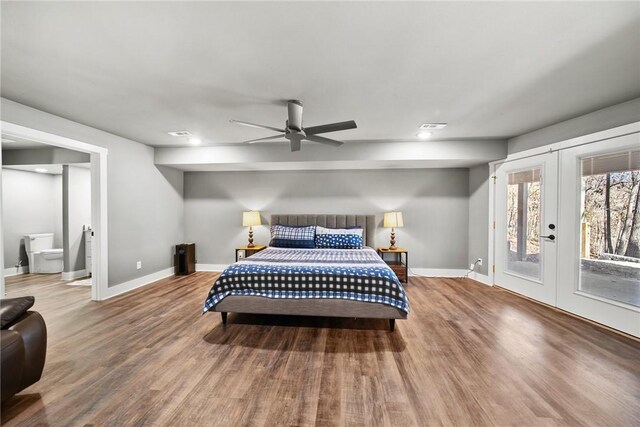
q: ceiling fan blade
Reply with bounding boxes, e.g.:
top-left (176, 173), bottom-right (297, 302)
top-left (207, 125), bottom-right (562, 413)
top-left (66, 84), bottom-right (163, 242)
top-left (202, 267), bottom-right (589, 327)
top-left (230, 120), bottom-right (285, 133)
top-left (304, 134), bottom-right (344, 147)
top-left (287, 100), bottom-right (303, 131)
top-left (244, 134), bottom-right (285, 144)
top-left (304, 120), bottom-right (357, 135)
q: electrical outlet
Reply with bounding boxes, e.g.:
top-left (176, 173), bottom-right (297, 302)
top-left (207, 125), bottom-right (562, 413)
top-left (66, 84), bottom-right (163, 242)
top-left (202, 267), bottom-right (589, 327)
top-left (477, 258), bottom-right (483, 266)
top-left (237, 250), bottom-right (245, 260)
top-left (136, 261), bottom-right (142, 270)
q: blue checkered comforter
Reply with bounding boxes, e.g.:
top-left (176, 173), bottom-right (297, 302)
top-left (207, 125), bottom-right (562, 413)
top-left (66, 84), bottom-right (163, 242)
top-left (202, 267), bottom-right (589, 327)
top-left (202, 247), bottom-right (409, 314)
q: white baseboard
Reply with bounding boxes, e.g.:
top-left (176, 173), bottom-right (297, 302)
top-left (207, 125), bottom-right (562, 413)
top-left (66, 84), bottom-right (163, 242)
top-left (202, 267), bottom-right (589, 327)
top-left (101, 267), bottom-right (175, 300)
top-left (62, 269), bottom-right (88, 281)
top-left (196, 264), bottom-right (227, 272)
top-left (410, 268), bottom-right (493, 285)
top-left (3, 266), bottom-right (28, 277)
top-left (410, 268), bottom-right (469, 277)
top-left (468, 272), bottom-right (492, 286)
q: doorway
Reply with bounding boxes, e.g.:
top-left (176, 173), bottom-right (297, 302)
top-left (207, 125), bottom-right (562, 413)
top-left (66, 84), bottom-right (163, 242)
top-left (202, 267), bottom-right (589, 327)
top-left (0, 122), bottom-right (108, 300)
top-left (494, 151), bottom-right (558, 306)
top-left (493, 131), bottom-right (640, 337)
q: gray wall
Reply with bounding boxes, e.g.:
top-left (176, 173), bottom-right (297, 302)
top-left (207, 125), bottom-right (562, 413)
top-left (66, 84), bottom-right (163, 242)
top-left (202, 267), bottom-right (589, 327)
top-left (508, 97), bottom-right (640, 154)
top-left (468, 164), bottom-right (490, 275)
top-left (53, 175), bottom-right (63, 249)
top-left (63, 165), bottom-right (91, 272)
top-left (1, 98), bottom-right (184, 287)
top-left (184, 168), bottom-right (470, 270)
top-left (2, 168), bottom-right (62, 268)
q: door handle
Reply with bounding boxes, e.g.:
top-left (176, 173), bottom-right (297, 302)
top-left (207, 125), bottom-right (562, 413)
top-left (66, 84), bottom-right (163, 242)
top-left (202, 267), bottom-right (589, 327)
top-left (541, 234), bottom-right (555, 241)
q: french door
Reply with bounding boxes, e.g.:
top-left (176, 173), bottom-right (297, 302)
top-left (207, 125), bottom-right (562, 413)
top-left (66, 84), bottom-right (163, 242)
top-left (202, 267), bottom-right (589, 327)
top-left (494, 133), bottom-right (640, 337)
top-left (495, 152), bottom-right (558, 306)
top-left (556, 134), bottom-right (639, 336)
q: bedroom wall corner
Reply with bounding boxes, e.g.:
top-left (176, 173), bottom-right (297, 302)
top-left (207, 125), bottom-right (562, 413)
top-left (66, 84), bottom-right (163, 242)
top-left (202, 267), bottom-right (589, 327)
top-left (468, 164), bottom-right (490, 276)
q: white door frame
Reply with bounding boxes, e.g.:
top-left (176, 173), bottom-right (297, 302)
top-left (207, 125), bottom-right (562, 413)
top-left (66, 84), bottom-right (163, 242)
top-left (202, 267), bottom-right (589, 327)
top-left (0, 121), bottom-right (108, 300)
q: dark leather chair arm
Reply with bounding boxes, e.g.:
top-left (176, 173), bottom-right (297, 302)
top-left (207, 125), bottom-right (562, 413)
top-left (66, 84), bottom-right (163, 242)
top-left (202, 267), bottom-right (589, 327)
top-left (0, 297), bottom-right (47, 403)
top-left (7, 311), bottom-right (47, 387)
top-left (1, 297), bottom-right (35, 329)
top-left (1, 330), bottom-right (25, 402)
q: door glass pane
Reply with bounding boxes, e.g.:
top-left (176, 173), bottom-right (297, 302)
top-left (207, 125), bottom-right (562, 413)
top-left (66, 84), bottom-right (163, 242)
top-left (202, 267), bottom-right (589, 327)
top-left (579, 150), bottom-right (640, 307)
top-left (506, 167), bottom-right (542, 280)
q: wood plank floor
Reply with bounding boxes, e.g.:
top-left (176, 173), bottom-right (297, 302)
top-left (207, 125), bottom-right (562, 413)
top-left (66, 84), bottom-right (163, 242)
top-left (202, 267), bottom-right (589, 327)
top-left (2, 273), bottom-right (639, 426)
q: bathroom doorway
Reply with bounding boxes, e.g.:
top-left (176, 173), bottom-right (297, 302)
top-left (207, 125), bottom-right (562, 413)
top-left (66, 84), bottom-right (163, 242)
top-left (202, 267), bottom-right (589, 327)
top-left (3, 161), bottom-right (92, 286)
top-left (0, 122), bottom-right (108, 300)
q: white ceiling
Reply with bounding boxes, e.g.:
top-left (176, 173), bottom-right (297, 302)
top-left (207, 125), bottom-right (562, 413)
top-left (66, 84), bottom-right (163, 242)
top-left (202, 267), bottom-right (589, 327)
top-left (3, 165), bottom-right (63, 175)
top-left (1, 135), bottom-right (51, 150)
top-left (3, 164), bottom-right (90, 175)
top-left (1, 2), bottom-right (639, 149)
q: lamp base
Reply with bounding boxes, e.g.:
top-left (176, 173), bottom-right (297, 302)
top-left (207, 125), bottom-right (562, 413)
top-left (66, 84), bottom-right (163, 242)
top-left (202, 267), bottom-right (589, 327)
top-left (247, 227), bottom-right (255, 248)
top-left (389, 228), bottom-right (396, 251)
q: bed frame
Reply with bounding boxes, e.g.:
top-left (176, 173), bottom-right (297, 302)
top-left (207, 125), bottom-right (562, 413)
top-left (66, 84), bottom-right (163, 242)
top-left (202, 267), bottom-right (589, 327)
top-left (213, 214), bottom-right (407, 331)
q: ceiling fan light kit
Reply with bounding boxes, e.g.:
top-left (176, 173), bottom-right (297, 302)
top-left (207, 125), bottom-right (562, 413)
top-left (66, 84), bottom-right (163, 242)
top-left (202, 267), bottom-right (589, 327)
top-left (230, 100), bottom-right (357, 152)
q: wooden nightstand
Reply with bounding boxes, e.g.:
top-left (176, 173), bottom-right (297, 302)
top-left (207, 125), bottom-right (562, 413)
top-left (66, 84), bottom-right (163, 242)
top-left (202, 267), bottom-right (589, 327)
top-left (377, 247), bottom-right (408, 283)
top-left (236, 245), bottom-right (266, 262)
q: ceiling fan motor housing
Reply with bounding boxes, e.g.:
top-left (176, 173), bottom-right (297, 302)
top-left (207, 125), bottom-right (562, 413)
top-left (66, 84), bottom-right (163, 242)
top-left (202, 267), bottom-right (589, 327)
top-left (285, 128), bottom-right (305, 139)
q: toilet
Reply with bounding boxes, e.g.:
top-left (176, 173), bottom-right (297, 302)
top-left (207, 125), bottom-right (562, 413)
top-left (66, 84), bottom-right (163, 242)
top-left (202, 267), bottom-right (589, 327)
top-left (24, 233), bottom-right (64, 274)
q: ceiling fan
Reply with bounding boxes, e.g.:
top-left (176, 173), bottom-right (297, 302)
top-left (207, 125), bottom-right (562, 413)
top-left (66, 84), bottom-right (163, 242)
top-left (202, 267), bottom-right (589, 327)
top-left (230, 100), bottom-right (357, 152)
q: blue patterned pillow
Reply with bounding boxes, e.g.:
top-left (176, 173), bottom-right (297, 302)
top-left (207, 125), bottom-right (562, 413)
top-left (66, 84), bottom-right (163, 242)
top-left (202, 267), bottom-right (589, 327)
top-left (270, 225), bottom-right (316, 248)
top-left (316, 226), bottom-right (363, 238)
top-left (315, 233), bottom-right (363, 249)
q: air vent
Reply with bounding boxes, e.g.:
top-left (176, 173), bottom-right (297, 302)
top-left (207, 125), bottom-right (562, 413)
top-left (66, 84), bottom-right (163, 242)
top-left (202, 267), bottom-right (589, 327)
top-left (168, 130), bottom-right (193, 137)
top-left (419, 123), bottom-right (447, 130)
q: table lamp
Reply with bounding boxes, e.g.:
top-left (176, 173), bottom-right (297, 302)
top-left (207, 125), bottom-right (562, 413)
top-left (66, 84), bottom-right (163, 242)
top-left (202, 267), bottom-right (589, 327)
top-left (242, 211), bottom-right (261, 248)
top-left (383, 211), bottom-right (404, 250)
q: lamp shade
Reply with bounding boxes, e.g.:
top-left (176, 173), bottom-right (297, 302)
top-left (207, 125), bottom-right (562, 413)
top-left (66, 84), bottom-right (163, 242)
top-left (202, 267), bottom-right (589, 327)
top-left (242, 211), bottom-right (261, 227)
top-left (383, 211), bottom-right (404, 228)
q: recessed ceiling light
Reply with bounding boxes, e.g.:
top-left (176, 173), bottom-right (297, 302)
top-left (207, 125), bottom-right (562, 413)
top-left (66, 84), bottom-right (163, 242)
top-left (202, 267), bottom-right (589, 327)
top-left (34, 168), bottom-right (48, 173)
top-left (188, 138), bottom-right (202, 145)
top-left (420, 123), bottom-right (447, 130)
top-left (417, 131), bottom-right (432, 140)
top-left (168, 130), bottom-right (193, 137)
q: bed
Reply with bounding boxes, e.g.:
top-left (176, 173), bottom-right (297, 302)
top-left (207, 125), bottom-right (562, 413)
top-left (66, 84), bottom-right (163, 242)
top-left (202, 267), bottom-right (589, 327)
top-left (202, 214), bottom-right (409, 331)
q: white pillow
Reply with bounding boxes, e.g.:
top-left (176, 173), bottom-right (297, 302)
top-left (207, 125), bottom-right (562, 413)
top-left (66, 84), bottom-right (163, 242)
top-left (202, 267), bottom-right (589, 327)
top-left (316, 226), bottom-right (363, 238)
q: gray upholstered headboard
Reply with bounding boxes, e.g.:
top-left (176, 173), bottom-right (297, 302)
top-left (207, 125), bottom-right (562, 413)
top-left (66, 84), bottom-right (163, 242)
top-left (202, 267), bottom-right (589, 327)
top-left (270, 214), bottom-right (376, 248)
